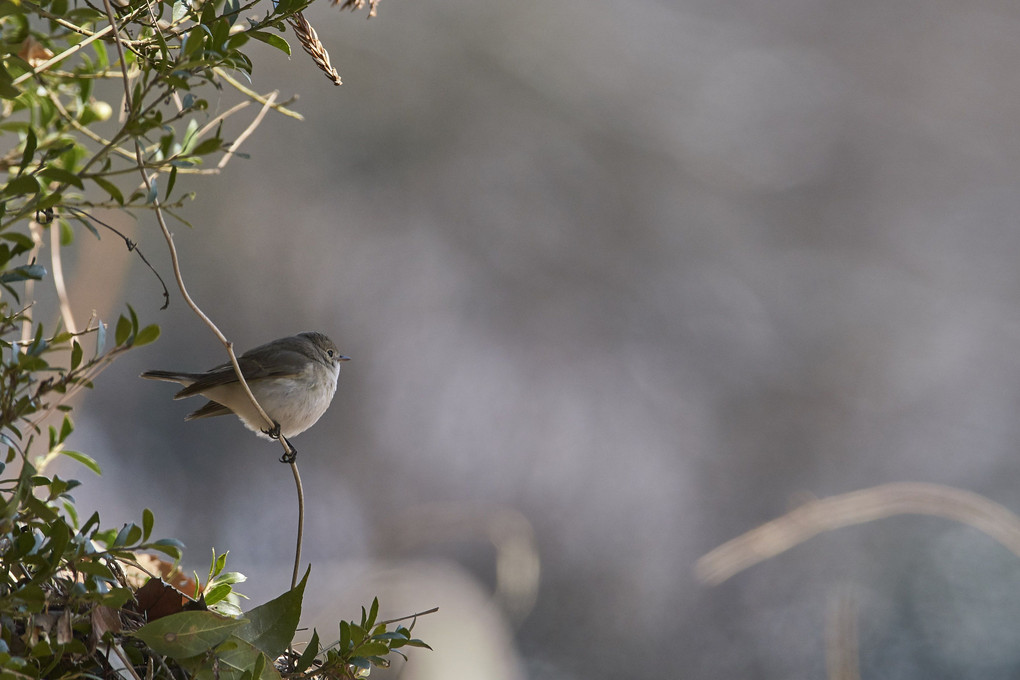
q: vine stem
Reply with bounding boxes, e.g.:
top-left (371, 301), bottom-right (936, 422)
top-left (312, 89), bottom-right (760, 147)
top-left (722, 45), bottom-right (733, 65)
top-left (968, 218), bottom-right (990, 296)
top-left (290, 461), bottom-right (304, 590)
top-left (100, 0), bottom-right (304, 589)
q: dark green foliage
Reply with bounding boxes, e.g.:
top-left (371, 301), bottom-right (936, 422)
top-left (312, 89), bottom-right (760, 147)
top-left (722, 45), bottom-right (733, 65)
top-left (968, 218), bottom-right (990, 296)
top-left (0, 0), bottom-right (430, 677)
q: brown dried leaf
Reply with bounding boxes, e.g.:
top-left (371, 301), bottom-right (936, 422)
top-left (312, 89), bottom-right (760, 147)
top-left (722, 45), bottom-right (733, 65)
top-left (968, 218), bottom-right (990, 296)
top-left (19, 38), bottom-right (54, 68)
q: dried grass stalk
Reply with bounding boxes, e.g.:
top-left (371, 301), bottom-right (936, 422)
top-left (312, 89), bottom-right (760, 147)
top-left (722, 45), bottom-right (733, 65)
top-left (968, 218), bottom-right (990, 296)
top-left (288, 12), bottom-right (342, 86)
top-left (332, 0), bottom-right (379, 17)
top-left (695, 482), bottom-right (1020, 586)
top-left (826, 589), bottom-right (860, 680)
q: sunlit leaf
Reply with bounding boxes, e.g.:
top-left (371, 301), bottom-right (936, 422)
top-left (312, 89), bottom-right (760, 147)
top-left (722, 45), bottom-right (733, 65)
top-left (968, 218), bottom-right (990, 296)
top-left (234, 568), bottom-right (307, 659)
top-left (39, 166), bottom-right (83, 189)
top-left (133, 611), bottom-right (248, 658)
top-left (150, 538), bottom-right (186, 560)
top-left (134, 324), bottom-right (161, 347)
top-left (248, 31), bottom-right (291, 56)
top-left (115, 315), bottom-right (131, 346)
top-left (61, 449), bottom-right (101, 475)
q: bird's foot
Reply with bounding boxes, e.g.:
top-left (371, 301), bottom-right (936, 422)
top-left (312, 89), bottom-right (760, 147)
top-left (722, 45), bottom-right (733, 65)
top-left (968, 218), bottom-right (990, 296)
top-left (279, 435), bottom-right (297, 464)
top-left (261, 421), bottom-right (282, 439)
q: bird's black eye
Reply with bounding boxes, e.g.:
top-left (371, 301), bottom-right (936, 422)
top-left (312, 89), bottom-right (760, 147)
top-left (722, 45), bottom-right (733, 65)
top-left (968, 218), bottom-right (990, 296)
top-left (327, 349), bottom-right (335, 358)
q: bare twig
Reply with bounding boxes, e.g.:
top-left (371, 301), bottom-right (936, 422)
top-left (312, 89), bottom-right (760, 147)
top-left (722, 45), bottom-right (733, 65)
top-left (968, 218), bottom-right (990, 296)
top-left (50, 222), bottom-right (77, 334)
top-left (21, 1), bottom-right (148, 44)
top-left (376, 606), bottom-right (440, 628)
top-left (214, 68), bottom-right (304, 121)
top-left (19, 221), bottom-right (44, 347)
top-left (192, 100), bottom-right (251, 146)
top-left (219, 92), bottom-right (278, 169)
top-left (109, 641), bottom-right (145, 680)
top-left (60, 206), bottom-right (170, 309)
top-left (44, 88), bottom-right (138, 164)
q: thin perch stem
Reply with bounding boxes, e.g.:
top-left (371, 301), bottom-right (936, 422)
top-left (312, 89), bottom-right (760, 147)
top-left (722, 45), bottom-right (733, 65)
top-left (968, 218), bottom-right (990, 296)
top-left (99, 0), bottom-right (306, 595)
top-left (100, 0), bottom-right (294, 461)
top-left (290, 461), bottom-right (305, 590)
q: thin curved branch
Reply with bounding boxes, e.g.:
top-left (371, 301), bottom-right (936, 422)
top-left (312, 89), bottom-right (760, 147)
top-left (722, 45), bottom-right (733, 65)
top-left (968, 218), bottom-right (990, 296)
top-left (60, 205), bottom-right (171, 310)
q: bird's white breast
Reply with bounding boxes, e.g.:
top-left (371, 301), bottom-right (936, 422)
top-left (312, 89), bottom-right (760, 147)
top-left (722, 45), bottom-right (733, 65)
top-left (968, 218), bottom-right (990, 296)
top-left (214, 361), bottom-right (339, 438)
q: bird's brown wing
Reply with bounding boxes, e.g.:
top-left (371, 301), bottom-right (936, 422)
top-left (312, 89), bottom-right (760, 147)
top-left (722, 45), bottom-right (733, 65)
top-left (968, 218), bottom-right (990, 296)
top-left (171, 350), bottom-right (305, 399)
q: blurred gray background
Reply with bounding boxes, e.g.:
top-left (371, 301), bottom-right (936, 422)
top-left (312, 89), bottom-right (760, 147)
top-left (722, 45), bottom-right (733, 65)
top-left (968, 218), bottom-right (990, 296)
top-left (53, 0), bottom-right (1020, 677)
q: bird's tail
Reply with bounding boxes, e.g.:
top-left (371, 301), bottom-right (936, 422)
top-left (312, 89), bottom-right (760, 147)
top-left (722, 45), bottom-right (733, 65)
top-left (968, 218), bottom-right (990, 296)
top-left (140, 370), bottom-right (201, 384)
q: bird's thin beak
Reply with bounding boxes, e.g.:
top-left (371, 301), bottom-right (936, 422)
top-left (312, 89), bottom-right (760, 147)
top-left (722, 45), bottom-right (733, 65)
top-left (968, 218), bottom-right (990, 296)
top-left (339, 355), bottom-right (351, 362)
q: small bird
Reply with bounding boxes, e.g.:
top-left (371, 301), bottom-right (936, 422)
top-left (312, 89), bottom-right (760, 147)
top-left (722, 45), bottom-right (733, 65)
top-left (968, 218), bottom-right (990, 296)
top-left (141, 331), bottom-right (348, 461)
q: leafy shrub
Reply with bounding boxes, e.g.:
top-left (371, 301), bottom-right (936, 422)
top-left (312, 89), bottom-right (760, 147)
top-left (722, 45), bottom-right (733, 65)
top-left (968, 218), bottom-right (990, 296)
top-left (1, 0), bottom-right (429, 677)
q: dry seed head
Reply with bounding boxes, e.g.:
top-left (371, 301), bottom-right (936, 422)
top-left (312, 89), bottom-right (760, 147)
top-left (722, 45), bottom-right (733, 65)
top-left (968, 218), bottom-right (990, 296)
top-left (287, 12), bottom-right (342, 86)
top-left (332, 0), bottom-right (380, 18)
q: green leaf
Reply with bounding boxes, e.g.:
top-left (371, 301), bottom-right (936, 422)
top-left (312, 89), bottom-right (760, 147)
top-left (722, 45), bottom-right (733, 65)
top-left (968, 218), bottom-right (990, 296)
top-left (295, 629), bottom-right (319, 672)
top-left (38, 166), bottom-right (84, 189)
top-left (75, 559), bottom-right (115, 581)
top-left (353, 641), bottom-right (389, 657)
top-left (92, 36), bottom-right (109, 69)
top-left (172, 0), bottom-right (189, 22)
top-left (234, 567), bottom-right (307, 659)
top-left (114, 522), bottom-right (142, 547)
top-left (190, 137), bottom-right (223, 156)
top-left (149, 537), bottom-right (186, 560)
top-left (133, 611), bottom-right (248, 658)
top-left (134, 324), bottom-right (161, 347)
top-left (2, 231), bottom-right (35, 251)
top-left (59, 414), bottom-right (73, 443)
top-left (60, 220), bottom-right (74, 246)
top-left (128, 303), bottom-right (139, 333)
top-left (0, 62), bottom-right (20, 99)
top-left (60, 449), bottom-right (101, 475)
top-left (166, 165), bottom-right (178, 199)
top-left (366, 597), bottom-right (379, 629)
top-left (44, 519), bottom-right (70, 563)
top-left (203, 583), bottom-right (233, 606)
top-left (0, 264), bottom-right (46, 283)
top-left (2, 174), bottom-right (41, 198)
top-left (339, 620), bottom-right (351, 652)
top-left (70, 340), bottom-right (83, 370)
top-left (248, 31), bottom-right (291, 56)
top-left (400, 638), bottom-right (433, 650)
top-left (20, 129), bottom-right (37, 174)
top-left (186, 637), bottom-right (282, 680)
top-left (142, 508), bottom-right (154, 541)
top-left (114, 314), bottom-right (131, 346)
top-left (91, 175), bottom-right (124, 205)
top-left (183, 25), bottom-right (208, 59)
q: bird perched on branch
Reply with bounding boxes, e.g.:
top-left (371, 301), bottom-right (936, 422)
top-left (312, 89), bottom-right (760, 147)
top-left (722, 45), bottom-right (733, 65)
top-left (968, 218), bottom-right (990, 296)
top-left (142, 331), bottom-right (348, 462)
